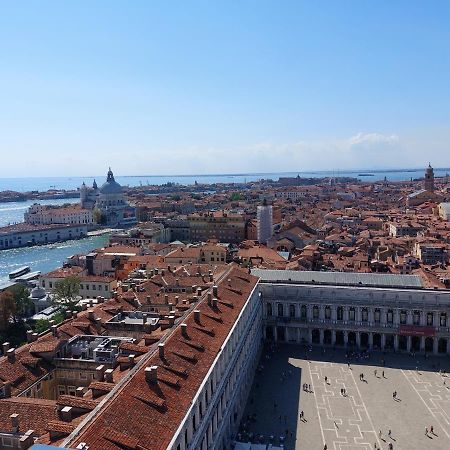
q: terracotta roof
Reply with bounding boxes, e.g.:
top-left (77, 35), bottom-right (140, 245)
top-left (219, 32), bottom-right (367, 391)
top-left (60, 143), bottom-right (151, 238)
top-left (71, 268), bottom-right (258, 450)
top-left (0, 397), bottom-right (58, 434)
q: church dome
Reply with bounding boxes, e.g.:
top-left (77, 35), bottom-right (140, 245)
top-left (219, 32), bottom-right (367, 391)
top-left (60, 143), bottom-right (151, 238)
top-left (100, 168), bottom-right (123, 195)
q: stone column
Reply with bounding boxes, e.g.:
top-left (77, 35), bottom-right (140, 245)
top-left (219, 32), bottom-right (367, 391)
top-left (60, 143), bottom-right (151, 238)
top-left (420, 311), bottom-right (426, 326)
top-left (433, 311), bottom-right (438, 327)
top-left (356, 307), bottom-right (362, 323)
top-left (343, 306), bottom-right (349, 322)
top-left (332, 306), bottom-right (337, 321)
top-left (297, 327), bottom-right (302, 343)
top-left (319, 305), bottom-right (325, 321)
top-left (394, 309), bottom-right (400, 326)
top-left (319, 329), bottom-right (324, 345)
top-left (344, 331), bottom-right (348, 346)
top-left (394, 334), bottom-right (399, 351)
top-left (307, 305), bottom-right (313, 320)
top-left (407, 336), bottom-right (412, 353)
top-left (420, 336), bottom-right (425, 352)
top-left (381, 308), bottom-right (387, 324)
top-left (274, 326), bottom-right (278, 342)
top-left (332, 330), bottom-right (336, 346)
top-left (407, 311), bottom-right (413, 325)
top-left (356, 332), bottom-right (361, 348)
top-left (369, 333), bottom-right (373, 349)
top-left (308, 329), bottom-right (313, 344)
top-left (381, 334), bottom-right (386, 349)
top-left (433, 338), bottom-right (439, 355)
top-left (368, 308), bottom-right (374, 324)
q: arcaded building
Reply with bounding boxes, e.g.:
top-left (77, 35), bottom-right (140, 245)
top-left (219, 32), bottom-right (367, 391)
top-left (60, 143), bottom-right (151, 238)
top-left (255, 269), bottom-right (450, 355)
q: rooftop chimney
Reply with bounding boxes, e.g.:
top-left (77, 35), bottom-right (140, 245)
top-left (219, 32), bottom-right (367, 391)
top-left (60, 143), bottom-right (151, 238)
top-left (76, 387), bottom-right (84, 397)
top-left (104, 368), bottom-right (114, 383)
top-left (26, 330), bottom-right (33, 343)
top-left (164, 294), bottom-right (169, 304)
top-left (32, 333), bottom-right (38, 342)
top-left (7, 348), bottom-right (16, 363)
top-left (2, 342), bottom-right (10, 355)
top-left (72, 310), bottom-right (78, 318)
top-left (145, 365), bottom-right (158, 384)
top-left (95, 365), bottom-right (106, 381)
top-left (142, 314), bottom-right (148, 325)
top-left (212, 298), bottom-right (218, 308)
top-left (65, 310), bottom-right (73, 319)
top-left (196, 287), bottom-right (202, 296)
top-left (51, 325), bottom-right (58, 337)
top-left (158, 343), bottom-right (165, 359)
top-left (10, 413), bottom-right (19, 433)
top-left (95, 318), bottom-right (102, 333)
top-left (181, 323), bottom-right (188, 338)
top-left (146, 295), bottom-right (151, 304)
top-left (174, 296), bottom-right (179, 304)
top-left (207, 292), bottom-right (212, 306)
top-left (213, 285), bottom-right (218, 297)
top-left (60, 406), bottom-right (72, 422)
top-left (194, 310), bottom-right (201, 323)
top-left (88, 310), bottom-right (95, 321)
top-left (128, 354), bottom-right (135, 366)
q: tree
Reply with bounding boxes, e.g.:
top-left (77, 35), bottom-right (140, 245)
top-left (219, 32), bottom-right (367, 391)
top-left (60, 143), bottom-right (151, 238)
top-left (93, 207), bottom-right (106, 225)
top-left (52, 276), bottom-right (81, 310)
top-left (230, 192), bottom-right (242, 201)
top-left (0, 291), bottom-right (16, 330)
top-left (9, 284), bottom-right (33, 320)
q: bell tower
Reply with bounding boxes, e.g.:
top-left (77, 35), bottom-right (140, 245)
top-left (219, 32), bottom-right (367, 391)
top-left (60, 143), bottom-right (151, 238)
top-left (424, 163), bottom-right (434, 192)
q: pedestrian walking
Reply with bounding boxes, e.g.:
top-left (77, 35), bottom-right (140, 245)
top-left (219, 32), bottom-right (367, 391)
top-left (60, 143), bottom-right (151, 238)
top-left (382, 370), bottom-right (385, 378)
top-left (325, 376), bottom-right (328, 384)
top-left (425, 427), bottom-right (428, 435)
top-left (379, 430), bottom-right (382, 438)
top-left (388, 429), bottom-right (391, 437)
top-left (430, 425), bottom-right (434, 434)
top-left (334, 421), bottom-right (338, 429)
top-left (374, 369), bottom-right (377, 377)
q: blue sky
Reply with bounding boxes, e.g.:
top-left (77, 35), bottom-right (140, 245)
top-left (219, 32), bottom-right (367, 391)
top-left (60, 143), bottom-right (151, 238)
top-left (0, 1), bottom-right (449, 176)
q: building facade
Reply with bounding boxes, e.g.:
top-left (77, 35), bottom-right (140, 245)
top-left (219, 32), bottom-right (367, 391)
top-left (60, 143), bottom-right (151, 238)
top-left (255, 269), bottom-right (450, 355)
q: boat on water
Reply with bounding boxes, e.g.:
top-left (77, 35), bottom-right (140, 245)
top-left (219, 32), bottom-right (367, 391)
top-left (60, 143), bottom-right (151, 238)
top-left (358, 173), bottom-right (375, 177)
top-left (9, 266), bottom-right (31, 279)
top-left (15, 271), bottom-right (41, 282)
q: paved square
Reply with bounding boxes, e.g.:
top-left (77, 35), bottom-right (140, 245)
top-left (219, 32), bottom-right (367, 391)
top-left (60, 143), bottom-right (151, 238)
top-left (240, 345), bottom-right (450, 450)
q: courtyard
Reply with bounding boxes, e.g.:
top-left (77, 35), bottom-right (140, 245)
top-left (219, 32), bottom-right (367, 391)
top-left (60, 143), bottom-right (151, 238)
top-left (240, 344), bottom-right (450, 450)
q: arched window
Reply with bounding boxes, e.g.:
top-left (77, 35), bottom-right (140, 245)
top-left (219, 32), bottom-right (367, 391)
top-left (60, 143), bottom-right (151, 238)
top-left (267, 303), bottom-right (272, 316)
top-left (277, 303), bottom-right (284, 317)
top-left (427, 312), bottom-right (433, 326)
top-left (337, 306), bottom-right (343, 321)
top-left (440, 313), bottom-right (447, 327)
top-left (349, 307), bottom-right (355, 321)
top-left (313, 306), bottom-right (319, 319)
top-left (289, 304), bottom-right (295, 318)
top-left (362, 308), bottom-right (368, 322)
top-left (325, 306), bottom-right (331, 319)
top-left (301, 305), bottom-right (307, 319)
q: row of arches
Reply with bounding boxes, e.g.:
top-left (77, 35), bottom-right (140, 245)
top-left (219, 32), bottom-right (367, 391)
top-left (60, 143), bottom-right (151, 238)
top-left (308, 329), bottom-right (448, 353)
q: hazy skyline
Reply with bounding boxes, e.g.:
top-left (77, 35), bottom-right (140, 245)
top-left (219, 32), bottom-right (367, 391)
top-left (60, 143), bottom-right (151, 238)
top-left (1, 1), bottom-right (450, 177)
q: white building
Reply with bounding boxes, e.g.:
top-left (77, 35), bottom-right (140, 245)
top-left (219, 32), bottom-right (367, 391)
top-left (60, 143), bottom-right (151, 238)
top-left (25, 204), bottom-right (93, 227)
top-left (257, 201), bottom-right (273, 244)
top-left (0, 223), bottom-right (88, 250)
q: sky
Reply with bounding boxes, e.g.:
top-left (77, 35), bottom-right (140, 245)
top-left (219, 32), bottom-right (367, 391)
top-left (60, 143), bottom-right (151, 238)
top-left (0, 1), bottom-right (450, 177)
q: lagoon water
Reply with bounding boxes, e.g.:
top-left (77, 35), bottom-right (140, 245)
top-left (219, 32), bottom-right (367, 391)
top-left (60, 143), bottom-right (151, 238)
top-left (0, 234), bottom-right (110, 283)
top-left (1, 168), bottom-right (449, 193)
